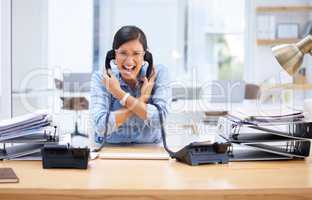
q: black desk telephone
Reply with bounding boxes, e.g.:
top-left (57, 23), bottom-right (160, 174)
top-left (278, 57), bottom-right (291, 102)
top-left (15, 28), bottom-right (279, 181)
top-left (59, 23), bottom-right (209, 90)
top-left (42, 144), bottom-right (89, 169)
top-left (153, 103), bottom-right (231, 165)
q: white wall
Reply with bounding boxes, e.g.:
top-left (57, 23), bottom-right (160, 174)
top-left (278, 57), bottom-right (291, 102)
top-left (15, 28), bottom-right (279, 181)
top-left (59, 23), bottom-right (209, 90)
top-left (11, 0), bottom-right (93, 116)
top-left (12, 0), bottom-right (49, 91)
top-left (48, 0), bottom-right (93, 73)
top-left (0, 0), bottom-right (12, 119)
top-left (11, 0), bottom-right (50, 116)
top-left (256, 0), bottom-right (311, 7)
top-left (0, 1), bottom-right (2, 97)
top-left (244, 0), bottom-right (256, 83)
top-left (12, 0), bottom-right (93, 92)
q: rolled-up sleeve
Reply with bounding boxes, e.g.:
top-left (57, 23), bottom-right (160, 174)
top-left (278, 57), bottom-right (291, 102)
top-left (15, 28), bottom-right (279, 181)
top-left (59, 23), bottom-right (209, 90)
top-left (144, 65), bottom-right (172, 127)
top-left (90, 71), bottom-right (117, 137)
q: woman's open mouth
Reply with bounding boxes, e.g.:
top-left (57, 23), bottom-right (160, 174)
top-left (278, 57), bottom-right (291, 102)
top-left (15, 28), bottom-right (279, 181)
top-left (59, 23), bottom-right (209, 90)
top-left (122, 65), bottom-right (136, 74)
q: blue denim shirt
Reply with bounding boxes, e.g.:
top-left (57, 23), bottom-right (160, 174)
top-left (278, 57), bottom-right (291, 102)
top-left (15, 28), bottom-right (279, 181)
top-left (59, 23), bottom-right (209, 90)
top-left (90, 63), bottom-right (171, 144)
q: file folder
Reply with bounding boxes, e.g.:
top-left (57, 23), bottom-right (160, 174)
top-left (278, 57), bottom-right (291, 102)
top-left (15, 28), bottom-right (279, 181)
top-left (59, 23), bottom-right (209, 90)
top-left (0, 111), bottom-right (58, 160)
top-left (0, 111), bottom-right (49, 131)
top-left (217, 111), bottom-right (311, 161)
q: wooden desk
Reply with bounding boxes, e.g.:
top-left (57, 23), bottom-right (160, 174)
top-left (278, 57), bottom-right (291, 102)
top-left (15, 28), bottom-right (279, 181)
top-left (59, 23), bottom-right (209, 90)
top-left (0, 145), bottom-right (312, 200)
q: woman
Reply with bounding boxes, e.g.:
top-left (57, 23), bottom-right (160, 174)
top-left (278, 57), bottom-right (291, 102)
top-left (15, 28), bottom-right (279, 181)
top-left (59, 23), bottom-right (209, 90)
top-left (90, 25), bottom-right (171, 145)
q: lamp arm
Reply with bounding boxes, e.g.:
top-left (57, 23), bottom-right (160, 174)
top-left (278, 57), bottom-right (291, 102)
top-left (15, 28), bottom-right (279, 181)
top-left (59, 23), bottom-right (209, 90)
top-left (297, 35), bottom-right (312, 54)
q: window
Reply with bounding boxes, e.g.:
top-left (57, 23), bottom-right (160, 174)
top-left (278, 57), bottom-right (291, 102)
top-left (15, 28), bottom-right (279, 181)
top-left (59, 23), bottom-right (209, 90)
top-left (93, 0), bottom-right (246, 82)
top-left (187, 0), bottom-right (245, 81)
top-left (11, 0), bottom-right (93, 116)
top-left (10, 0), bottom-right (248, 115)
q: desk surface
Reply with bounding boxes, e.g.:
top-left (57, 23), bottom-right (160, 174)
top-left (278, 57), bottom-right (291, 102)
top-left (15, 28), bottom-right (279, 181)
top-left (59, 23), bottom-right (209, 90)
top-left (0, 145), bottom-right (311, 200)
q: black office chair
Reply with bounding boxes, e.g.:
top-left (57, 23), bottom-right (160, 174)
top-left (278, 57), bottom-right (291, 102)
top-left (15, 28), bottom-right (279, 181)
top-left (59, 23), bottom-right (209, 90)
top-left (61, 97), bottom-right (89, 137)
top-left (245, 83), bottom-right (261, 100)
top-left (54, 73), bottom-right (91, 138)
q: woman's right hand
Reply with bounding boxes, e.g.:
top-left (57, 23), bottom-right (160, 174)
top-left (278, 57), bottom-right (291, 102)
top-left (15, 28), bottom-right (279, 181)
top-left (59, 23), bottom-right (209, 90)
top-left (102, 69), bottom-right (124, 100)
top-left (140, 67), bottom-right (157, 103)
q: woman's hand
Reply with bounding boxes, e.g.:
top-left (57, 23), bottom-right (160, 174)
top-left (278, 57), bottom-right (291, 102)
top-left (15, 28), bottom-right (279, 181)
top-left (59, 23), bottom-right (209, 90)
top-left (140, 67), bottom-right (157, 103)
top-left (102, 70), bottom-right (125, 100)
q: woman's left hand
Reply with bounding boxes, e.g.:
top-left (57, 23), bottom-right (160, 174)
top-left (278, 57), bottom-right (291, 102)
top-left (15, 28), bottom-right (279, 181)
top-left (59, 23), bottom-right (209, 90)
top-left (102, 70), bottom-right (123, 98)
top-left (140, 67), bottom-right (157, 103)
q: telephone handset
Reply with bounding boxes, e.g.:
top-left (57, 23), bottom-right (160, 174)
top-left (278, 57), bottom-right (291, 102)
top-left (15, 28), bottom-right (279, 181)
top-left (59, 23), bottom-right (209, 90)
top-left (104, 49), bottom-right (154, 79)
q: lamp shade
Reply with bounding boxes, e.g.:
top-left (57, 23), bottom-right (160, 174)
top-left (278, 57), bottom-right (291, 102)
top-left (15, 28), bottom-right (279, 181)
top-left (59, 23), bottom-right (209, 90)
top-left (272, 35), bottom-right (312, 76)
top-left (272, 44), bottom-right (303, 75)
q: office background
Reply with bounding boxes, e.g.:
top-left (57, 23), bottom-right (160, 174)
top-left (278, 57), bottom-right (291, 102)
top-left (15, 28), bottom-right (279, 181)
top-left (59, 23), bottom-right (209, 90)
top-left (1, 0), bottom-right (312, 121)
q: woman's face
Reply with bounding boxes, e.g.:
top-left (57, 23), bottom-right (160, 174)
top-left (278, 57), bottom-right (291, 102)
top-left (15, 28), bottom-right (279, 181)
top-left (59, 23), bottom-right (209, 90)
top-left (115, 39), bottom-right (145, 81)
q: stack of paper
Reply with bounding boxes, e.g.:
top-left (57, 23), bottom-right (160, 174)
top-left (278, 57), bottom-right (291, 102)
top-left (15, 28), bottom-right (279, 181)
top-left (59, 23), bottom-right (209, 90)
top-left (228, 107), bottom-right (304, 125)
top-left (217, 108), bottom-right (311, 161)
top-left (0, 111), bottom-right (58, 160)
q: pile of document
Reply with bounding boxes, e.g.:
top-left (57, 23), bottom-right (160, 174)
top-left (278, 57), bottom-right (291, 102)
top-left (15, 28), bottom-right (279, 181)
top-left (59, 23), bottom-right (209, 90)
top-left (217, 107), bottom-right (312, 161)
top-left (0, 111), bottom-right (58, 160)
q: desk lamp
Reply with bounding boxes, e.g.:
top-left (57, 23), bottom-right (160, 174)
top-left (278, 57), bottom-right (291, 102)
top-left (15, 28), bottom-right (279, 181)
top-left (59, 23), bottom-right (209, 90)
top-left (272, 35), bottom-right (312, 76)
top-left (272, 35), bottom-right (312, 121)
